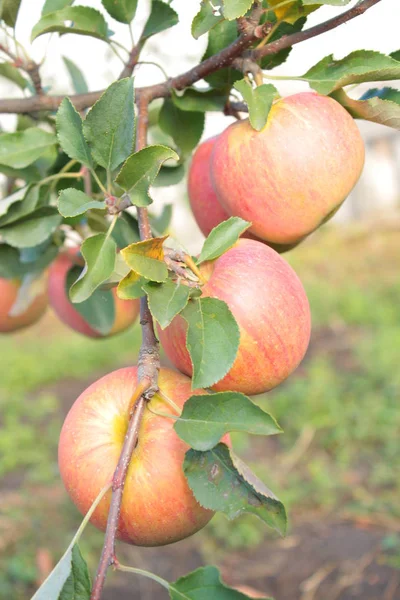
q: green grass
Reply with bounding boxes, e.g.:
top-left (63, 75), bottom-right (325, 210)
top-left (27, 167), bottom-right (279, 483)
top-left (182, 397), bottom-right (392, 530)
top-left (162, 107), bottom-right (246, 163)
top-left (0, 224), bottom-right (399, 593)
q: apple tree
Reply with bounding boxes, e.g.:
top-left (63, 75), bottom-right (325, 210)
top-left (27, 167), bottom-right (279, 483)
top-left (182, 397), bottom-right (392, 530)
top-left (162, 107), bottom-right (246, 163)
top-left (0, 0), bottom-right (398, 598)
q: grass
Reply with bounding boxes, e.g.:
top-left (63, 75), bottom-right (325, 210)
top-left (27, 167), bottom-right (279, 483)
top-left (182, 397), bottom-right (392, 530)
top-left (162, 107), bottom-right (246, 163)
top-left (0, 223), bottom-right (399, 594)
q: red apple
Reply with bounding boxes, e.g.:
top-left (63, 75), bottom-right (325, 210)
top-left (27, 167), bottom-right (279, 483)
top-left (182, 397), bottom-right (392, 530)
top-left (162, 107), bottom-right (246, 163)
top-left (58, 367), bottom-right (217, 546)
top-left (158, 238), bottom-right (311, 395)
top-left (48, 250), bottom-right (139, 338)
top-left (0, 277), bottom-right (47, 333)
top-left (211, 92), bottom-right (365, 245)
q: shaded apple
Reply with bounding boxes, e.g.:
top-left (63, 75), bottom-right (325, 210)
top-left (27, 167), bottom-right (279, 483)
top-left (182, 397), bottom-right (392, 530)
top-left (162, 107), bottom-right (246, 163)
top-left (48, 250), bottom-right (139, 338)
top-left (211, 92), bottom-right (365, 245)
top-left (0, 277), bottom-right (47, 333)
top-left (58, 367), bottom-right (218, 546)
top-left (158, 238), bottom-right (311, 395)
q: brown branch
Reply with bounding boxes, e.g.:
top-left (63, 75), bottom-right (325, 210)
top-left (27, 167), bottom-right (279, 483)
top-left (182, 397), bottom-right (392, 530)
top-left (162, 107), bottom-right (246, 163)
top-left (0, 43), bottom-right (43, 95)
top-left (252, 0), bottom-right (383, 61)
top-left (90, 89), bottom-right (160, 600)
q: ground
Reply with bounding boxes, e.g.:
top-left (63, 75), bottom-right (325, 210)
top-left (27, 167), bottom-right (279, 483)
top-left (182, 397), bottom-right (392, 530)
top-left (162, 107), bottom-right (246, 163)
top-left (0, 223), bottom-right (399, 599)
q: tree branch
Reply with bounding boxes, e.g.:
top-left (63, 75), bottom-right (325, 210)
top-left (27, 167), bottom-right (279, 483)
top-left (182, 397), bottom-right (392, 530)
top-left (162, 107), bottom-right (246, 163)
top-left (0, 43), bottom-right (43, 95)
top-left (252, 0), bottom-right (383, 60)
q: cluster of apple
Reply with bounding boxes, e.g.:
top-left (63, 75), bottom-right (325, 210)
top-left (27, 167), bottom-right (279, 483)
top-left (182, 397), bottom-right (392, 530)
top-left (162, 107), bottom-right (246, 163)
top-left (1, 91), bottom-right (365, 548)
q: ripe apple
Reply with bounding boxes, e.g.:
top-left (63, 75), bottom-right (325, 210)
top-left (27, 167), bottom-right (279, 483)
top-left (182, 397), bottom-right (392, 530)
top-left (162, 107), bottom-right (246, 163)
top-left (0, 277), bottom-right (47, 333)
top-left (211, 92), bottom-right (365, 245)
top-left (58, 367), bottom-right (218, 546)
top-left (158, 238), bottom-right (311, 395)
top-left (48, 250), bottom-right (139, 338)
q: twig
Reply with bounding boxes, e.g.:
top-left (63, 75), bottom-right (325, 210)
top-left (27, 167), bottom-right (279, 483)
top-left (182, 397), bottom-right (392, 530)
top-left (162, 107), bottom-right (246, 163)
top-left (0, 42), bottom-right (43, 95)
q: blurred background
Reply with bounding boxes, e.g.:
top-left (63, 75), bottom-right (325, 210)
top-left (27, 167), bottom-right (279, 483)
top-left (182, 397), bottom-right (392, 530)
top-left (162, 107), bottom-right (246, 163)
top-left (0, 1), bottom-right (399, 599)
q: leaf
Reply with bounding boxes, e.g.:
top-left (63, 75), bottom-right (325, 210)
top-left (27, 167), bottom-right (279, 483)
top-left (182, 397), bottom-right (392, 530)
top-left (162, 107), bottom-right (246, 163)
top-left (149, 204), bottom-right (173, 234)
top-left (83, 78), bottom-right (135, 171)
top-left (170, 566), bottom-right (271, 600)
top-left (0, 207), bottom-right (61, 248)
top-left (152, 164), bottom-right (185, 188)
top-left (175, 392), bottom-right (281, 451)
top-left (266, 1), bottom-right (316, 24)
top-left (62, 56), bottom-right (88, 94)
top-left (198, 217), bottom-right (250, 264)
top-left (222, 0), bottom-right (253, 20)
top-left (0, 185), bottom-right (40, 226)
top-left (261, 17), bottom-right (307, 70)
top-left (66, 265), bottom-right (115, 335)
top-left (0, 128), bottom-right (56, 169)
top-left (56, 98), bottom-right (93, 167)
top-left (0, 242), bottom-right (57, 278)
top-left (303, 50), bottom-right (400, 95)
top-left (117, 269), bottom-right (147, 299)
top-left (331, 88), bottom-right (400, 131)
top-left (0, 62), bottom-right (27, 89)
top-left (202, 19), bottom-right (241, 90)
top-left (70, 233), bottom-right (117, 303)
top-left (142, 0), bottom-right (178, 41)
top-left (31, 6), bottom-right (109, 42)
top-left (302, 0), bottom-right (350, 4)
top-left (102, 0), bottom-right (138, 24)
top-left (159, 100), bottom-right (204, 157)
top-left (58, 188), bottom-right (105, 217)
top-left (121, 237), bottom-right (168, 282)
top-left (191, 1), bottom-right (222, 39)
top-left (182, 297), bottom-right (240, 389)
top-left (172, 88), bottom-right (227, 112)
top-left (184, 443), bottom-right (287, 535)
top-left (115, 145), bottom-right (178, 206)
top-left (0, 0), bottom-right (22, 27)
top-left (0, 185), bottom-right (27, 219)
top-left (111, 211), bottom-right (140, 248)
top-left (144, 279), bottom-right (191, 329)
top-left (7, 271), bottom-right (46, 317)
top-left (42, 0), bottom-right (74, 15)
top-left (32, 544), bottom-right (90, 600)
top-left (234, 80), bottom-right (278, 131)
top-left (391, 50), bottom-right (400, 62)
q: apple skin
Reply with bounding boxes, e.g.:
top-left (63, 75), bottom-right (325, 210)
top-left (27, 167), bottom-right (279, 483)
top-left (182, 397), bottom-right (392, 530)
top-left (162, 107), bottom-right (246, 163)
top-left (211, 92), bottom-right (365, 245)
top-left (58, 367), bottom-right (219, 547)
top-left (0, 277), bottom-right (47, 333)
top-left (158, 239), bottom-right (311, 395)
top-left (48, 251), bottom-right (139, 338)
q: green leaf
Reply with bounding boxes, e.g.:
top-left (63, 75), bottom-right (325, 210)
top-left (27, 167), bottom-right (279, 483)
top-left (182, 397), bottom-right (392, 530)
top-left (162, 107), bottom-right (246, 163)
top-left (117, 270), bottom-right (147, 299)
top-left (175, 392), bottom-right (281, 451)
top-left (202, 19), bottom-right (241, 90)
top-left (115, 145), bottom-right (178, 206)
top-left (184, 443), bottom-right (287, 535)
top-left (391, 50), bottom-right (400, 62)
top-left (83, 78), bottom-right (135, 171)
top-left (42, 0), bottom-right (74, 15)
top-left (198, 217), bottom-right (250, 264)
top-left (142, 0), bottom-right (178, 41)
top-left (0, 185), bottom-right (40, 226)
top-left (70, 233), bottom-right (117, 303)
top-left (303, 50), bottom-right (400, 95)
top-left (222, 0), bottom-right (253, 20)
top-left (170, 566), bottom-right (271, 599)
top-left (302, 0), bottom-right (350, 4)
top-left (149, 204), bottom-right (173, 234)
top-left (182, 297), bottom-right (240, 389)
top-left (172, 88), bottom-right (227, 112)
top-left (0, 128), bottom-right (56, 169)
top-left (0, 0), bottom-right (22, 27)
top-left (0, 62), bottom-right (27, 89)
top-left (102, 0), bottom-right (138, 24)
top-left (111, 211), bottom-right (140, 248)
top-left (0, 207), bottom-right (61, 248)
top-left (121, 237), bottom-right (168, 282)
top-left (62, 56), bottom-right (88, 94)
top-left (159, 100), bottom-right (204, 157)
top-left (58, 188), bottom-right (105, 217)
top-left (32, 543), bottom-right (90, 600)
top-left (0, 242), bottom-right (57, 278)
top-left (191, 1), bottom-right (222, 39)
top-left (66, 265), bottom-right (115, 335)
top-left (261, 17), bottom-right (307, 71)
top-left (331, 87), bottom-right (400, 131)
top-left (234, 80), bottom-right (278, 131)
top-left (152, 164), bottom-right (185, 188)
top-left (31, 6), bottom-right (109, 42)
top-left (144, 279), bottom-right (191, 329)
top-left (56, 98), bottom-right (93, 167)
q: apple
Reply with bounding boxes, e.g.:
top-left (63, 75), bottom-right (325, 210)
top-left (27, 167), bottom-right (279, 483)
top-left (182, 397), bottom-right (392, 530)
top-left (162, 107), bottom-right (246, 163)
top-left (58, 367), bottom-right (218, 546)
top-left (158, 238), bottom-right (311, 395)
top-left (0, 277), bottom-right (47, 333)
top-left (48, 250), bottom-right (139, 338)
top-left (211, 92), bottom-right (365, 246)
